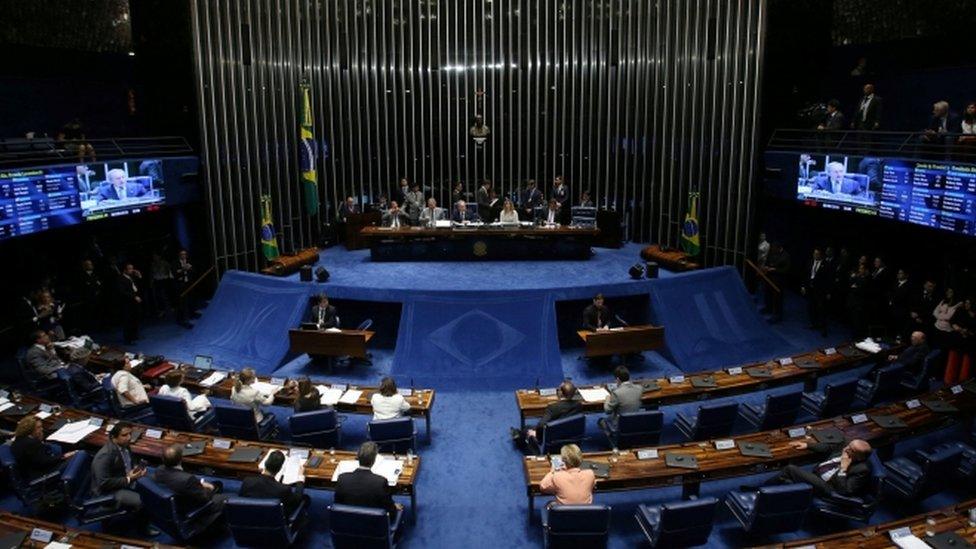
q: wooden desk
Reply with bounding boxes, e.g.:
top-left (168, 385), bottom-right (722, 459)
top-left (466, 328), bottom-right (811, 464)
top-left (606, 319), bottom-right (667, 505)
top-left (576, 325), bottom-right (665, 357)
top-left (288, 328), bottom-right (374, 359)
top-left (522, 382), bottom-right (976, 517)
top-left (0, 511), bottom-right (183, 548)
top-left (360, 225), bottom-right (599, 261)
top-left (515, 342), bottom-right (887, 428)
top-left (86, 347), bottom-right (436, 438)
top-left (640, 244), bottom-right (701, 271)
top-left (0, 395), bottom-right (423, 517)
top-left (344, 211), bottom-right (382, 250)
top-left (764, 499), bottom-right (976, 548)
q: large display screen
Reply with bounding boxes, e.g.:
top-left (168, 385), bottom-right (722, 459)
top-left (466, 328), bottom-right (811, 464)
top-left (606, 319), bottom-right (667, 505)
top-left (794, 153), bottom-right (976, 236)
top-left (0, 157), bottom-right (194, 241)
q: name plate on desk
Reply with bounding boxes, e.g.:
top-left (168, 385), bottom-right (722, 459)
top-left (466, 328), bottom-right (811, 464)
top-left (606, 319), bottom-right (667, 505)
top-left (636, 449), bottom-right (658, 460)
top-left (29, 528), bottom-right (53, 543)
top-left (823, 347), bottom-right (837, 355)
top-left (787, 427), bottom-right (807, 438)
top-left (727, 367), bottom-right (744, 375)
top-left (778, 357), bottom-right (793, 365)
top-left (668, 375), bottom-right (685, 384)
top-left (397, 388), bottom-right (413, 397)
top-left (0, 389), bottom-right (8, 398)
top-left (850, 413), bottom-right (868, 424)
top-left (951, 384), bottom-right (964, 394)
top-left (145, 429), bottom-right (163, 439)
top-left (713, 439), bottom-right (735, 450)
top-left (270, 377), bottom-right (286, 386)
top-left (905, 399), bottom-right (921, 409)
top-left (539, 388), bottom-right (557, 397)
top-left (88, 417), bottom-right (104, 427)
top-left (213, 439), bottom-right (233, 450)
top-left (39, 403), bottom-right (53, 413)
top-left (333, 384), bottom-right (348, 391)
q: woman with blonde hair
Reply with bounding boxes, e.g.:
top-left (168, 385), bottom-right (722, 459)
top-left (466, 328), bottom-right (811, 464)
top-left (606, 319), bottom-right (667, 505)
top-left (539, 444), bottom-right (596, 505)
top-left (499, 198), bottom-right (519, 224)
top-left (230, 367), bottom-right (275, 422)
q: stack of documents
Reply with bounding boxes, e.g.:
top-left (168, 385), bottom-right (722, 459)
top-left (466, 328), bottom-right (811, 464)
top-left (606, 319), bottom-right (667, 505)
top-left (338, 389), bottom-right (363, 404)
top-left (251, 381), bottom-right (284, 396)
top-left (578, 387), bottom-right (611, 403)
top-left (316, 385), bottom-right (345, 406)
top-left (259, 450), bottom-right (306, 484)
top-left (199, 371), bottom-right (228, 387)
top-left (855, 338), bottom-right (882, 354)
top-left (0, 398), bottom-right (12, 413)
top-left (46, 421), bottom-right (101, 444)
top-left (331, 454), bottom-right (404, 486)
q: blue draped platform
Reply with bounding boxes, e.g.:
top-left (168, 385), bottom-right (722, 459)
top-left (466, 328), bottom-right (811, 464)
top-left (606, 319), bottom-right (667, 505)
top-left (177, 245), bottom-right (790, 385)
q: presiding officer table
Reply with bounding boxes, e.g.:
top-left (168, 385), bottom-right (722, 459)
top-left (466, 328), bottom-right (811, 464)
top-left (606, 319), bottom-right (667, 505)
top-left (360, 224), bottom-right (600, 261)
top-left (577, 325), bottom-right (665, 357)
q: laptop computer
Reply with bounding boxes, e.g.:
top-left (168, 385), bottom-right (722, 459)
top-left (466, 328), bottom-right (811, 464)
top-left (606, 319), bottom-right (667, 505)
top-left (184, 355), bottom-right (213, 381)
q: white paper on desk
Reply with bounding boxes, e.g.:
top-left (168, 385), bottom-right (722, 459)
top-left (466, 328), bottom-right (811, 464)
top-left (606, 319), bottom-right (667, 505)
top-left (609, 327), bottom-right (625, 331)
top-left (190, 394), bottom-right (211, 409)
top-left (130, 358), bottom-right (144, 369)
top-left (259, 450), bottom-right (306, 484)
top-left (251, 381), bottom-right (283, 396)
top-left (46, 421), bottom-right (100, 444)
top-left (330, 455), bottom-right (404, 487)
top-left (888, 527), bottom-right (930, 549)
top-left (317, 385), bottom-right (344, 406)
top-left (199, 371), bottom-right (228, 387)
top-left (325, 327), bottom-right (342, 333)
top-left (855, 338), bottom-right (882, 354)
top-left (43, 542), bottom-right (72, 549)
top-left (339, 389), bottom-right (363, 404)
top-left (35, 411), bottom-right (52, 420)
top-left (0, 402), bottom-right (15, 413)
top-left (578, 387), bottom-right (610, 403)
top-left (332, 459), bottom-right (360, 481)
top-left (0, 397), bottom-right (8, 405)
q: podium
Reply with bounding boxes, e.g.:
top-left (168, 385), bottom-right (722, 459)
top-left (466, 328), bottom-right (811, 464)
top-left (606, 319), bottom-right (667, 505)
top-left (576, 325), bottom-right (665, 357)
top-left (288, 328), bottom-right (374, 359)
top-left (343, 211), bottom-right (382, 250)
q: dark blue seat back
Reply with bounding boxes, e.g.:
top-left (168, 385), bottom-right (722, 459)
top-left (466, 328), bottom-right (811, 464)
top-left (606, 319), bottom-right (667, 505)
top-left (150, 395), bottom-right (196, 431)
top-left (693, 402), bottom-right (739, 439)
top-left (656, 497), bottom-right (718, 547)
top-left (540, 414), bottom-right (586, 454)
top-left (758, 391), bottom-right (803, 430)
top-left (329, 503), bottom-right (394, 549)
top-left (290, 408), bottom-right (340, 448)
top-left (214, 402), bottom-right (261, 440)
top-left (225, 496), bottom-right (298, 547)
top-left (615, 410), bottom-right (663, 448)
top-left (820, 379), bottom-right (858, 416)
top-left (544, 504), bottom-right (611, 548)
top-left (0, 442), bottom-right (68, 509)
top-left (134, 477), bottom-right (185, 540)
top-left (367, 417), bottom-right (416, 454)
top-left (750, 484), bottom-right (813, 534)
top-left (916, 445), bottom-right (964, 494)
top-left (864, 366), bottom-right (904, 403)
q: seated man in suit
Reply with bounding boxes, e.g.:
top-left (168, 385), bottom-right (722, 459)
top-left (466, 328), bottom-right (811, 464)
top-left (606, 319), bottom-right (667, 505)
top-left (240, 450), bottom-right (308, 517)
top-left (381, 201), bottom-right (410, 228)
top-left (512, 380), bottom-right (582, 454)
top-left (884, 330), bottom-right (930, 375)
top-left (812, 162), bottom-right (865, 196)
top-left (759, 438), bottom-right (873, 498)
top-left (537, 198), bottom-right (564, 226)
top-left (95, 169), bottom-right (148, 202)
top-left (154, 444), bottom-right (228, 520)
top-left (451, 200), bottom-right (480, 223)
top-left (91, 422), bottom-right (158, 536)
top-left (335, 442), bottom-right (400, 517)
top-left (309, 294), bottom-right (338, 330)
top-left (11, 416), bottom-right (78, 481)
top-left (599, 366), bottom-right (642, 432)
top-left (418, 197), bottom-right (445, 227)
top-left (582, 294), bottom-right (611, 332)
top-left (24, 329), bottom-right (67, 380)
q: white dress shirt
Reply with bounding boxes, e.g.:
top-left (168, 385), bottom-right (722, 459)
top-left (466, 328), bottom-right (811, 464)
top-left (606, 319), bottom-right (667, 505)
top-left (231, 382), bottom-right (275, 421)
top-left (370, 393), bottom-right (411, 421)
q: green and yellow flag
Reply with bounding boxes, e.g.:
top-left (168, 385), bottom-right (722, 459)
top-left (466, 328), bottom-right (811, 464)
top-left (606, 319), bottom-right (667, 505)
top-left (299, 83), bottom-right (319, 216)
top-left (681, 191), bottom-right (701, 256)
top-left (260, 194), bottom-right (280, 260)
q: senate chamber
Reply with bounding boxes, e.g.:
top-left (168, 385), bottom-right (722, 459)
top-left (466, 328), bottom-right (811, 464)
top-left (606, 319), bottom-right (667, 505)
top-left (1, 1), bottom-right (976, 548)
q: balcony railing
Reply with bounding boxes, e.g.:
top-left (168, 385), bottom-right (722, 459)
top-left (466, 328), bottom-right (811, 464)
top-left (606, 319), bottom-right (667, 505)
top-left (0, 136), bottom-right (194, 167)
top-left (766, 129), bottom-right (976, 162)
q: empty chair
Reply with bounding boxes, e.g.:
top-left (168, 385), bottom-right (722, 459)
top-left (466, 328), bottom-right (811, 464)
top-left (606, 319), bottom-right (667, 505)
top-left (0, 443), bottom-right (68, 512)
top-left (739, 390), bottom-right (803, 431)
top-left (537, 414), bottom-right (586, 456)
top-left (134, 476), bottom-right (223, 542)
top-left (675, 402), bottom-right (739, 441)
top-left (855, 365), bottom-right (904, 405)
top-left (900, 350), bottom-right (942, 393)
top-left (225, 496), bottom-right (310, 547)
top-left (102, 376), bottom-right (153, 422)
top-left (929, 441), bottom-right (976, 483)
top-left (882, 444), bottom-right (963, 500)
top-left (541, 504), bottom-right (612, 549)
top-left (812, 452), bottom-right (884, 523)
top-left (150, 395), bottom-right (215, 432)
top-left (213, 401), bottom-right (278, 441)
top-left (290, 408), bottom-right (342, 448)
top-left (801, 379), bottom-right (858, 418)
top-left (367, 417), bottom-right (417, 454)
top-left (725, 484), bottom-right (813, 536)
top-left (600, 410), bottom-right (663, 449)
top-left (635, 496), bottom-right (718, 548)
top-left (328, 503), bottom-right (404, 549)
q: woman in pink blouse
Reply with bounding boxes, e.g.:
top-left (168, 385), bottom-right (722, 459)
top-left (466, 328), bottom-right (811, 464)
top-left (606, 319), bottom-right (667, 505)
top-left (540, 444), bottom-right (596, 505)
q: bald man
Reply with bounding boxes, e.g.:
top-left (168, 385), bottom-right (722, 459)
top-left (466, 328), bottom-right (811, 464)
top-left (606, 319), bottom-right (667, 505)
top-left (886, 330), bottom-right (931, 375)
top-left (153, 443), bottom-right (228, 520)
top-left (767, 438), bottom-right (874, 497)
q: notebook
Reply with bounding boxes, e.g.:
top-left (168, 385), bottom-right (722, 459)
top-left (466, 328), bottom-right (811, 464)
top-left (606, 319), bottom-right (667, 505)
top-left (664, 453), bottom-right (699, 470)
top-left (795, 358), bottom-right (820, 369)
top-left (690, 376), bottom-right (717, 389)
top-left (922, 400), bottom-right (959, 413)
top-left (745, 367), bottom-right (773, 379)
top-left (810, 428), bottom-right (845, 445)
top-left (870, 414), bottom-right (907, 429)
top-left (640, 380), bottom-right (661, 392)
top-left (925, 531), bottom-right (975, 549)
top-left (579, 460), bottom-right (611, 479)
top-left (228, 446), bottom-right (264, 463)
top-left (737, 441), bottom-right (773, 458)
top-left (183, 440), bottom-right (207, 457)
top-left (837, 346), bottom-right (863, 358)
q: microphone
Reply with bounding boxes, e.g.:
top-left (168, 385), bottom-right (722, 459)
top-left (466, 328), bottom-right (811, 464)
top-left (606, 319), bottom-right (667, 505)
top-left (410, 378), bottom-right (415, 391)
top-left (534, 377), bottom-right (540, 390)
top-left (615, 314), bottom-right (630, 327)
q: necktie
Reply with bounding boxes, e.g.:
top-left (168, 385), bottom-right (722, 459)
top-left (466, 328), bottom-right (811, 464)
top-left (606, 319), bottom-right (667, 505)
top-left (861, 97), bottom-right (870, 120)
top-left (121, 448), bottom-right (132, 472)
top-left (814, 458), bottom-right (839, 480)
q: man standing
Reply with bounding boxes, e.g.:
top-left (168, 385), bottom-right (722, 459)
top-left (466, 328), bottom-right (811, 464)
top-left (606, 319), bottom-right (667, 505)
top-left (338, 196), bottom-right (359, 222)
top-left (476, 180), bottom-right (494, 222)
top-left (404, 183), bottom-right (424, 225)
top-left (763, 243), bottom-right (791, 320)
top-left (91, 423), bottom-right (158, 536)
top-left (801, 249), bottom-right (831, 336)
top-left (888, 269), bottom-right (912, 338)
top-left (521, 180), bottom-right (543, 219)
top-left (910, 280), bottom-right (938, 337)
top-left (174, 249), bottom-right (196, 327)
top-left (118, 263), bottom-right (142, 344)
top-left (852, 83), bottom-right (882, 131)
top-left (552, 176), bottom-right (569, 207)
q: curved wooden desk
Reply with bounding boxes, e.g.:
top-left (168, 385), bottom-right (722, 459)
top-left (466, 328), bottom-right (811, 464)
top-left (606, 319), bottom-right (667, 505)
top-left (516, 342), bottom-right (891, 428)
top-left (522, 381), bottom-right (976, 517)
top-left (0, 511), bottom-right (182, 548)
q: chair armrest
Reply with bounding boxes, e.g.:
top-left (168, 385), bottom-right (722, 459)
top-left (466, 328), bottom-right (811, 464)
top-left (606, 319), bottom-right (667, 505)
top-left (389, 507), bottom-right (404, 536)
top-left (81, 494), bottom-right (117, 510)
top-left (28, 470), bottom-right (63, 489)
top-left (184, 499), bottom-right (215, 521)
top-left (288, 496), bottom-right (309, 524)
top-left (819, 493), bottom-right (866, 506)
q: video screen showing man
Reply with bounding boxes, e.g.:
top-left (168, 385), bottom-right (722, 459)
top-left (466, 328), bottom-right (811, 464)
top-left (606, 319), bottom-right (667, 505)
top-left (796, 154), bottom-right (877, 208)
top-left (95, 168), bottom-right (148, 202)
top-left (79, 160), bottom-right (164, 218)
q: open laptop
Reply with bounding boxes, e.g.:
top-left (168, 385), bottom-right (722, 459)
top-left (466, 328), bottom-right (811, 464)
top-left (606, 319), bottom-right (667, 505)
top-left (184, 355), bottom-right (214, 380)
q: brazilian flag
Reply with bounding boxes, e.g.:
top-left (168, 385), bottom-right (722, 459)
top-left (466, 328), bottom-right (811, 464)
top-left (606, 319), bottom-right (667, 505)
top-left (260, 194), bottom-right (280, 260)
top-left (299, 83), bottom-right (319, 216)
top-left (681, 191), bottom-right (701, 256)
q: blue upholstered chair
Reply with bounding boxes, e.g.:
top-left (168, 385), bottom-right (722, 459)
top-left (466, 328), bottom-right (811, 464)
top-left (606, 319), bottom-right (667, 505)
top-left (812, 453), bottom-right (884, 523)
top-left (134, 476), bottom-right (223, 542)
top-left (367, 417), bottom-right (417, 454)
top-left (600, 410), bottom-right (663, 449)
top-left (739, 390), bottom-right (803, 431)
top-left (59, 450), bottom-right (130, 525)
top-left (801, 379), bottom-right (858, 418)
top-left (635, 496), bottom-right (718, 548)
top-left (882, 444), bottom-right (963, 500)
top-left (213, 401), bottom-right (278, 441)
top-left (855, 365), bottom-right (904, 405)
top-left (102, 376), bottom-right (153, 422)
top-left (675, 402), bottom-right (739, 441)
top-left (900, 350), bottom-right (942, 393)
top-left (225, 496), bottom-right (309, 547)
top-left (725, 484), bottom-right (813, 536)
top-left (541, 504), bottom-right (612, 549)
top-left (58, 370), bottom-right (106, 412)
top-left (150, 395), bottom-right (215, 432)
top-left (0, 443), bottom-right (68, 512)
top-left (17, 355), bottom-right (64, 400)
top-left (290, 408), bottom-right (342, 448)
top-left (537, 414), bottom-right (586, 455)
top-left (928, 441), bottom-right (976, 483)
top-left (328, 503), bottom-right (404, 549)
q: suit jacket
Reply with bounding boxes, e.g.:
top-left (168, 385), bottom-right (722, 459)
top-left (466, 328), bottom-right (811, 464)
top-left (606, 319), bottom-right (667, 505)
top-left (381, 211), bottom-right (410, 228)
top-left (823, 110), bottom-right (846, 130)
top-left (536, 207), bottom-right (565, 225)
top-left (853, 95), bottom-right (882, 130)
top-left (153, 465), bottom-right (212, 509)
top-left (334, 467), bottom-right (396, 516)
top-left (804, 260), bottom-right (832, 294)
top-left (808, 442), bottom-right (873, 497)
top-left (582, 304), bottom-right (611, 331)
top-left (240, 474), bottom-right (305, 516)
top-left (604, 381), bottom-right (642, 426)
top-left (451, 208), bottom-right (480, 223)
top-left (24, 344), bottom-right (63, 379)
top-left (91, 440), bottom-right (133, 495)
top-left (521, 188), bottom-right (543, 211)
top-left (552, 184), bottom-right (569, 205)
top-left (893, 342), bottom-right (931, 374)
top-left (338, 203), bottom-right (359, 221)
top-left (536, 399), bottom-right (583, 433)
top-left (11, 436), bottom-right (61, 480)
top-left (911, 291), bottom-right (938, 324)
top-left (889, 280), bottom-right (912, 318)
top-left (476, 186), bottom-right (492, 211)
top-left (813, 176), bottom-right (865, 196)
top-left (95, 182), bottom-right (148, 202)
top-left (118, 274), bottom-right (140, 304)
top-left (309, 304), bottom-right (338, 329)
top-left (419, 207), bottom-right (445, 224)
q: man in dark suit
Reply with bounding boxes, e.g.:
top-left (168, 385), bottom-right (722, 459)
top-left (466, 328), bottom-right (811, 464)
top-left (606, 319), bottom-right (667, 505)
top-left (94, 169), bottom-right (148, 202)
top-left (910, 280), bottom-right (938, 336)
top-left (764, 438), bottom-right (873, 498)
top-left (381, 201), bottom-right (410, 228)
top-left (921, 100), bottom-right (956, 144)
top-left (240, 450), bottom-right (308, 517)
top-left (11, 416), bottom-right (78, 481)
top-left (762, 243), bottom-right (791, 320)
top-left (852, 83), bottom-right (882, 130)
top-left (476, 180), bottom-right (494, 222)
top-left (582, 294), bottom-right (611, 332)
top-left (24, 330), bottom-right (66, 380)
top-left (518, 380), bottom-right (582, 454)
top-left (78, 258), bottom-right (103, 331)
top-left (885, 331), bottom-right (931, 376)
top-left (451, 200), bottom-right (480, 223)
top-left (334, 442), bottom-right (400, 517)
top-left (91, 423), bottom-right (157, 536)
top-left (888, 269), bottom-right (913, 338)
top-left (552, 175), bottom-right (569, 207)
top-left (520, 180), bottom-right (543, 219)
top-left (338, 196), bottom-right (359, 222)
top-left (173, 249), bottom-right (198, 327)
top-left (801, 249), bottom-right (831, 336)
top-left (309, 294), bottom-right (338, 330)
top-left (537, 198), bottom-right (565, 226)
top-left (118, 263), bottom-right (142, 344)
top-left (153, 444), bottom-right (227, 523)
top-left (818, 99), bottom-right (846, 130)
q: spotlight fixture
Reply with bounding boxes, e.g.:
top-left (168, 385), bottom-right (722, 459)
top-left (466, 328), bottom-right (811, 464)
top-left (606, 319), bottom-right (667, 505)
top-left (315, 266), bottom-right (330, 283)
top-left (628, 263), bottom-right (645, 279)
